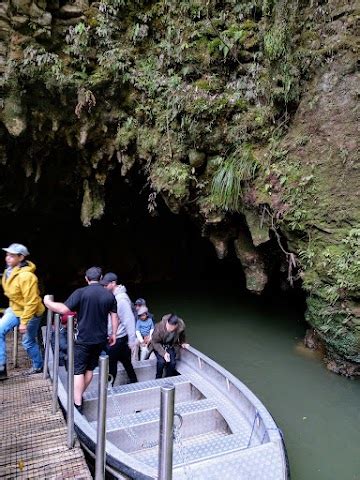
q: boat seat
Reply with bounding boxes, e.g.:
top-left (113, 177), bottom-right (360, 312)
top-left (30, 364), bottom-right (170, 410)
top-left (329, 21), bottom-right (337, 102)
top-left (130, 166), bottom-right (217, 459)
top-left (84, 373), bottom-right (189, 401)
top-left (90, 398), bottom-right (218, 432)
top-left (136, 431), bottom-right (254, 468)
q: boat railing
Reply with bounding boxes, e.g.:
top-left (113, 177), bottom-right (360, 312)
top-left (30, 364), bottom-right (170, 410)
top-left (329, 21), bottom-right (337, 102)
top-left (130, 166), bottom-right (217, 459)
top-left (43, 302), bottom-right (177, 480)
top-left (95, 354), bottom-right (109, 480)
top-left (52, 313), bottom-right (60, 414)
top-left (46, 306), bottom-right (115, 477)
top-left (43, 295), bottom-right (54, 380)
top-left (179, 346), bottom-right (280, 446)
top-left (67, 314), bottom-right (75, 449)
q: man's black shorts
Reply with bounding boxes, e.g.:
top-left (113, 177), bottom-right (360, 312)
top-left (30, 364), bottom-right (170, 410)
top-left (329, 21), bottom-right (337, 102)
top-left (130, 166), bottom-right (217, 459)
top-left (74, 342), bottom-right (107, 375)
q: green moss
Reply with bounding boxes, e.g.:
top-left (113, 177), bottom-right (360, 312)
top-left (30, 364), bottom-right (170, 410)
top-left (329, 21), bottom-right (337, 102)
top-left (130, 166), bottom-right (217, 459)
top-left (306, 295), bottom-right (360, 362)
top-left (150, 161), bottom-right (191, 201)
top-left (136, 127), bottom-right (161, 159)
top-left (241, 19), bottom-right (257, 30)
top-left (80, 180), bottom-right (105, 227)
top-left (3, 0), bottom-right (359, 367)
top-left (115, 118), bottom-right (137, 151)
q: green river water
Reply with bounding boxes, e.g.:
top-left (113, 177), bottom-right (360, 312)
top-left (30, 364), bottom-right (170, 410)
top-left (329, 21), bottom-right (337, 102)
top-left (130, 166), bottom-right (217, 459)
top-left (138, 280), bottom-right (360, 480)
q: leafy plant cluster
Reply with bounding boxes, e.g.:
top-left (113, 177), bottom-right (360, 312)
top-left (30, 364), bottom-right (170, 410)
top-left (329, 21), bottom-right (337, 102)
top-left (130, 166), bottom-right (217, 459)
top-left (264, 156), bottom-right (316, 231)
top-left (306, 295), bottom-right (360, 363)
top-left (4, 0), bottom-right (314, 211)
top-left (321, 230), bottom-right (360, 304)
top-left (211, 145), bottom-right (258, 211)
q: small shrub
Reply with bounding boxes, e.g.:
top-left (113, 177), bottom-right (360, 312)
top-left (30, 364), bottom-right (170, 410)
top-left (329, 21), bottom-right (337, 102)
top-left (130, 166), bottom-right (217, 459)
top-left (211, 145), bottom-right (258, 211)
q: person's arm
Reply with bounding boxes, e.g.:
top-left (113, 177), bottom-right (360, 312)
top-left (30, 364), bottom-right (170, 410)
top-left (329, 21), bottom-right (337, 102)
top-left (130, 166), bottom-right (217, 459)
top-left (151, 324), bottom-right (166, 357)
top-left (118, 299), bottom-right (137, 346)
top-left (109, 312), bottom-right (119, 346)
top-left (149, 319), bottom-right (155, 338)
top-left (44, 295), bottom-right (71, 315)
top-left (135, 320), bottom-right (144, 343)
top-left (18, 273), bottom-right (42, 331)
top-left (179, 330), bottom-right (187, 345)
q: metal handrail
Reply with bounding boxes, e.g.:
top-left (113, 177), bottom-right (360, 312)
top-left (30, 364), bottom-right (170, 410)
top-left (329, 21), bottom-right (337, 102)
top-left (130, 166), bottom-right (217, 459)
top-left (158, 383), bottom-right (175, 480)
top-left (95, 355), bottom-right (109, 480)
top-left (43, 296), bottom-right (54, 379)
top-left (51, 313), bottom-right (60, 414)
top-left (67, 315), bottom-right (75, 449)
top-left (13, 325), bottom-right (18, 368)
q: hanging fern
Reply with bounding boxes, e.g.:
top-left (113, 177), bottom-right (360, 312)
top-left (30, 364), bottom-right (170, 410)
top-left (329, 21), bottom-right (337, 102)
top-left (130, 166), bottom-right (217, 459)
top-left (211, 145), bottom-right (258, 211)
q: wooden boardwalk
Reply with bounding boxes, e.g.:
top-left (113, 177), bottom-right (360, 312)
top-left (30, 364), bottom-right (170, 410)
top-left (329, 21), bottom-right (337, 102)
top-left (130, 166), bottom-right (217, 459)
top-left (0, 330), bottom-right (92, 479)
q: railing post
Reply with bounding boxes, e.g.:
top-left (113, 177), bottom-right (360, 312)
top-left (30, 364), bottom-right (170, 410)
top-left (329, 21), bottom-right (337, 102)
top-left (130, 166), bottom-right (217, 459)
top-left (13, 325), bottom-right (18, 368)
top-left (158, 383), bottom-right (175, 480)
top-left (51, 313), bottom-right (60, 414)
top-left (67, 315), bottom-right (75, 449)
top-left (43, 295), bottom-right (54, 379)
top-left (95, 355), bottom-right (109, 480)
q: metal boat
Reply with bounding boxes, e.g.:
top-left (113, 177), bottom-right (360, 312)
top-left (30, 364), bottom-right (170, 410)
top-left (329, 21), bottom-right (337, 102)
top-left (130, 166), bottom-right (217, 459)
top-left (48, 344), bottom-right (289, 479)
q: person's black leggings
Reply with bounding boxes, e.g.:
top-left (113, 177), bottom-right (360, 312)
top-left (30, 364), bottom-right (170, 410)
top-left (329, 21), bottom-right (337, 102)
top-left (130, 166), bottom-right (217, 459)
top-left (155, 347), bottom-right (177, 379)
top-left (107, 336), bottom-right (138, 385)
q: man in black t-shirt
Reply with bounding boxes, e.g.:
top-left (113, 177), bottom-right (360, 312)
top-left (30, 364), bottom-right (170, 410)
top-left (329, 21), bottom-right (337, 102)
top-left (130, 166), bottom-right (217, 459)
top-left (44, 267), bottom-right (119, 413)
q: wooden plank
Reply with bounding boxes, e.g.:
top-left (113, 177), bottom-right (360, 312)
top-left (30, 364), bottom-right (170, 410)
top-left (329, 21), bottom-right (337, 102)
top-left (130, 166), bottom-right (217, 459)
top-left (0, 330), bottom-right (92, 479)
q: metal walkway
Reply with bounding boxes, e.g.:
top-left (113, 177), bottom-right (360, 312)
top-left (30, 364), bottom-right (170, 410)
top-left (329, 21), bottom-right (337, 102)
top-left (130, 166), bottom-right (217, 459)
top-left (0, 330), bottom-right (92, 479)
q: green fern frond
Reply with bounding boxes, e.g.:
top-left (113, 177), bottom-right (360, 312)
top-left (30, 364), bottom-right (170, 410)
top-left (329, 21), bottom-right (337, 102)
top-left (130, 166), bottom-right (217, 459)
top-left (211, 145), bottom-right (258, 211)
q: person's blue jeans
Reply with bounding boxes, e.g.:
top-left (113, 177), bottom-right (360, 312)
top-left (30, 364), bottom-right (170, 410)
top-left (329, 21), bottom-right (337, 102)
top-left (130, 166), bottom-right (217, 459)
top-left (0, 307), bottom-right (43, 369)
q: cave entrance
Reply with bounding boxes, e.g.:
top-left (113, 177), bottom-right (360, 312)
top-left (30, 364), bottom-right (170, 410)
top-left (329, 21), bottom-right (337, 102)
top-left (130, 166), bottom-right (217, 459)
top-left (0, 161), bottom-right (246, 302)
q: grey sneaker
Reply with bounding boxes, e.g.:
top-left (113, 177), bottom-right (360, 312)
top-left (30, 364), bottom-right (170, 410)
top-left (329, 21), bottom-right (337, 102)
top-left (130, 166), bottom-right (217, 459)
top-left (28, 366), bottom-right (43, 374)
top-left (0, 364), bottom-right (8, 380)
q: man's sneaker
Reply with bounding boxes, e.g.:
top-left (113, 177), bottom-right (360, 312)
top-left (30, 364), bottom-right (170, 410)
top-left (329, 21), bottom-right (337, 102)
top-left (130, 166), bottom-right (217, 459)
top-left (0, 364), bottom-right (8, 381)
top-left (28, 366), bottom-right (43, 375)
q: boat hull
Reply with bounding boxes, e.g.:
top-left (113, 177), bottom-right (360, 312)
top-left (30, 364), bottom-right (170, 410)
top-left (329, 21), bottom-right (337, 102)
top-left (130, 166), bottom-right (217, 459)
top-left (45, 333), bottom-right (289, 479)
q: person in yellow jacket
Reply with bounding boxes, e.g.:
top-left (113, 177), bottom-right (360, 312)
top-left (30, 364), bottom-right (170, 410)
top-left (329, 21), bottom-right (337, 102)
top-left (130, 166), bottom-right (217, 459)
top-left (0, 243), bottom-right (45, 380)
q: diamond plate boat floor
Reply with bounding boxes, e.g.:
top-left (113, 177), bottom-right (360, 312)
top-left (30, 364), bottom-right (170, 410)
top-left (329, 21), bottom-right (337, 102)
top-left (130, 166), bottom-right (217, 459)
top-left (136, 431), bottom-right (252, 468)
top-left (176, 365), bottom-right (259, 441)
top-left (172, 441), bottom-right (285, 480)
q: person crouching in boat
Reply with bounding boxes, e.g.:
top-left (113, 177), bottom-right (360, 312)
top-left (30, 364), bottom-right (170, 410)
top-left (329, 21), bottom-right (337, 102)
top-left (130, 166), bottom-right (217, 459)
top-left (0, 243), bottom-right (45, 380)
top-left (149, 313), bottom-right (189, 379)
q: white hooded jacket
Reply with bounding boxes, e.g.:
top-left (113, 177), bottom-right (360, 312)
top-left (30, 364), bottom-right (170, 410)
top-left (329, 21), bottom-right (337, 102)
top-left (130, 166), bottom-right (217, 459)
top-left (108, 285), bottom-right (136, 346)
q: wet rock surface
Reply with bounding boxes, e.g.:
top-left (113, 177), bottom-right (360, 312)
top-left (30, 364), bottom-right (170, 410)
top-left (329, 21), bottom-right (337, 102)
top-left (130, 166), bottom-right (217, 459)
top-left (0, 0), bottom-right (359, 374)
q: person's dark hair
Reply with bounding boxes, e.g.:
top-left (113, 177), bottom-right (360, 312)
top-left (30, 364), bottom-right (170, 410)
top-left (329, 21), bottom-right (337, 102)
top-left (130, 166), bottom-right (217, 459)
top-left (85, 266), bottom-right (102, 281)
top-left (167, 314), bottom-right (179, 326)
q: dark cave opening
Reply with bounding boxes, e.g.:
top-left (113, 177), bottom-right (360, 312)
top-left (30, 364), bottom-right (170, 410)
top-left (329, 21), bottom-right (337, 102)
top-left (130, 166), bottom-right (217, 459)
top-left (0, 159), bottom-right (248, 303)
top-left (0, 153), bottom-right (306, 313)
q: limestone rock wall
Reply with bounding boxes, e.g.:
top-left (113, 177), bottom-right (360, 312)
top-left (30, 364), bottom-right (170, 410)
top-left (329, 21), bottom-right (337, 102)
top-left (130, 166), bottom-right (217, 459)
top-left (0, 0), bottom-right (359, 374)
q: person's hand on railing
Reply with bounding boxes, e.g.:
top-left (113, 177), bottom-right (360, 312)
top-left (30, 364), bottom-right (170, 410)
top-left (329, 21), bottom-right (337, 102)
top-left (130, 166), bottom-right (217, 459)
top-left (19, 324), bottom-right (27, 334)
top-left (181, 343), bottom-right (190, 349)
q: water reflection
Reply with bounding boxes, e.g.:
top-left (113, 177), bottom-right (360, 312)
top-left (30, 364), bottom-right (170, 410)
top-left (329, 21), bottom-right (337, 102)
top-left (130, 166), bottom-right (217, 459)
top-left (138, 281), bottom-right (360, 480)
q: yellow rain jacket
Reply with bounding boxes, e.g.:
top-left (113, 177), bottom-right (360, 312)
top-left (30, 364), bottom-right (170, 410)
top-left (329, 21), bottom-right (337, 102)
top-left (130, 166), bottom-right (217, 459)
top-left (2, 261), bottom-right (45, 325)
